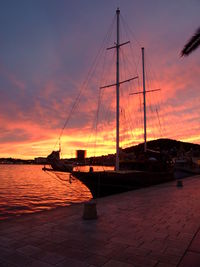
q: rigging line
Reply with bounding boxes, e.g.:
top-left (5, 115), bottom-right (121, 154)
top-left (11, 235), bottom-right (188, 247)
top-left (145, 53), bottom-right (162, 104)
top-left (85, 15), bottom-right (116, 93)
top-left (121, 44), bottom-right (131, 78)
top-left (120, 48), bottom-right (131, 79)
top-left (56, 63), bottom-right (103, 151)
top-left (74, 22), bottom-right (115, 113)
top-left (97, 83), bottom-right (115, 157)
top-left (128, 40), bottom-right (141, 79)
top-left (145, 54), bottom-right (164, 138)
top-left (100, 49), bottom-right (116, 124)
top-left (120, 14), bottom-right (142, 71)
top-left (44, 170), bottom-right (69, 186)
top-left (86, 18), bottom-right (116, 154)
top-left (121, 108), bottom-right (127, 147)
top-left (120, 49), bottom-right (131, 147)
top-left (156, 108), bottom-right (163, 137)
top-left (127, 97), bottom-right (135, 136)
top-left (95, 61), bottom-right (114, 144)
top-left (53, 88), bottom-right (82, 151)
top-left (120, 46), bottom-right (139, 97)
top-left (145, 52), bottom-right (161, 87)
top-left (119, 50), bottom-right (125, 98)
top-left (98, 26), bottom-right (116, 145)
top-left (92, 23), bottom-right (115, 117)
top-left (121, 53), bottom-right (134, 143)
top-left (106, 99), bottom-right (117, 152)
top-left (80, 15), bottom-right (116, 116)
top-left (45, 170), bottom-right (87, 197)
top-left (93, 89), bottom-right (102, 158)
top-left (126, 46), bottom-right (143, 134)
top-left (126, 106), bottom-right (137, 141)
top-left (121, 42), bottom-right (141, 102)
top-left (53, 15), bottom-right (116, 151)
top-left (120, 41), bottom-right (135, 74)
top-left (120, 13), bottom-right (142, 48)
top-left (128, 88), bottom-right (142, 142)
top-left (123, 110), bottom-right (134, 147)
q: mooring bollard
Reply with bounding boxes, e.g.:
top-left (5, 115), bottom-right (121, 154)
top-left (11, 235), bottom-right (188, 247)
top-left (176, 179), bottom-right (183, 187)
top-left (83, 200), bottom-right (97, 220)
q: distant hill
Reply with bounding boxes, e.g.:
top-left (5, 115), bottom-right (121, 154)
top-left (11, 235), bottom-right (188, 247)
top-left (123, 138), bottom-right (200, 156)
top-left (0, 158), bottom-right (34, 164)
top-left (88, 138), bottom-right (200, 165)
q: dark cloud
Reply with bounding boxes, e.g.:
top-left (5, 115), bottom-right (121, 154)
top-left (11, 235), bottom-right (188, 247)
top-left (0, 128), bottom-right (31, 143)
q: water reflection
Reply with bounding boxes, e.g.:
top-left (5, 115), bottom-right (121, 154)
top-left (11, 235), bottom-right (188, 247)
top-left (74, 165), bottom-right (114, 172)
top-left (0, 165), bottom-right (92, 220)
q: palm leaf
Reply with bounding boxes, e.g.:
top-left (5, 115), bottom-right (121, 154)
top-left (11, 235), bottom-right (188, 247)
top-left (181, 27), bottom-right (200, 56)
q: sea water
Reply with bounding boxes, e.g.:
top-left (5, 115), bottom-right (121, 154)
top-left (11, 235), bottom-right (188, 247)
top-left (0, 165), bottom-right (92, 220)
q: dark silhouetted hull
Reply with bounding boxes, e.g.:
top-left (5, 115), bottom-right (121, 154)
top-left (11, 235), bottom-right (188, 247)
top-left (72, 170), bottom-right (174, 198)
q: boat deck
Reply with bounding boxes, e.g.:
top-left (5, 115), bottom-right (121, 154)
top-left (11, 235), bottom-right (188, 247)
top-left (1, 176), bottom-right (200, 266)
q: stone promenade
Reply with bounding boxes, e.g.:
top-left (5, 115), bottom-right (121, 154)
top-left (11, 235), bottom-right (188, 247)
top-left (1, 176), bottom-right (200, 267)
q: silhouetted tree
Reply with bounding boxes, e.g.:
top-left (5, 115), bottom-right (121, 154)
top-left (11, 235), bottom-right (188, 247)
top-left (181, 27), bottom-right (200, 56)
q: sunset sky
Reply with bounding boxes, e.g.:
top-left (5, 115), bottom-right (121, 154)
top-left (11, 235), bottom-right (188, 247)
top-left (0, 0), bottom-right (199, 159)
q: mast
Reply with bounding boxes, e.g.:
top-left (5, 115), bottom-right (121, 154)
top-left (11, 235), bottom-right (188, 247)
top-left (100, 9), bottom-right (138, 171)
top-left (130, 48), bottom-right (160, 152)
top-left (142, 47), bottom-right (147, 153)
top-left (116, 8), bottom-right (120, 171)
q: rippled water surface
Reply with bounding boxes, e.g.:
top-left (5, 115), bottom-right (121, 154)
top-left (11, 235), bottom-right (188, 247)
top-left (0, 165), bottom-right (92, 220)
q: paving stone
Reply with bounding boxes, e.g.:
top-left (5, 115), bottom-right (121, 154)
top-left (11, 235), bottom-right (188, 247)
top-left (32, 250), bottom-right (66, 265)
top-left (156, 263), bottom-right (176, 267)
top-left (0, 246), bottom-right (15, 259)
top-left (3, 251), bottom-right (33, 266)
top-left (16, 244), bottom-right (42, 256)
top-left (125, 254), bottom-right (158, 267)
top-left (178, 251), bottom-right (200, 267)
top-left (55, 257), bottom-right (90, 267)
top-left (0, 259), bottom-right (17, 267)
top-left (164, 247), bottom-right (185, 256)
top-left (27, 259), bottom-right (54, 267)
top-left (189, 231), bottom-right (200, 253)
top-left (0, 237), bottom-right (16, 248)
top-left (102, 259), bottom-right (133, 267)
top-left (83, 253), bottom-right (109, 266)
top-left (57, 246), bottom-right (91, 261)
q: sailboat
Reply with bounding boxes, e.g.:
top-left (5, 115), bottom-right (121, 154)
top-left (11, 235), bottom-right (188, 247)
top-left (71, 8), bottom-right (174, 198)
top-left (44, 150), bottom-right (74, 172)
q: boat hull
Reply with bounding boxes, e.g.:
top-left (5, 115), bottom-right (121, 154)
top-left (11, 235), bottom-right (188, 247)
top-left (49, 161), bottom-right (73, 172)
top-left (46, 150), bottom-right (74, 173)
top-left (72, 170), bottom-right (174, 198)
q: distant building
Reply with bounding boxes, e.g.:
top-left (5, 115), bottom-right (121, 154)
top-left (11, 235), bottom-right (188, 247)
top-left (34, 157), bottom-right (47, 164)
top-left (76, 150), bottom-right (86, 161)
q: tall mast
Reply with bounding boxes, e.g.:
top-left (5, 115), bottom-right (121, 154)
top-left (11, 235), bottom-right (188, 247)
top-left (116, 8), bottom-right (120, 171)
top-left (142, 47), bottom-right (147, 153)
top-left (130, 48), bottom-right (160, 152)
top-left (100, 9), bottom-right (138, 170)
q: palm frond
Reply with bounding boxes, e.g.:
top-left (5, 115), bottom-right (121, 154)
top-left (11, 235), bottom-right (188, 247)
top-left (181, 27), bottom-right (200, 56)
